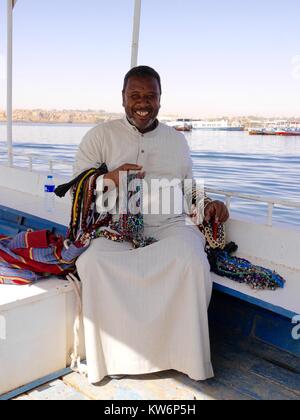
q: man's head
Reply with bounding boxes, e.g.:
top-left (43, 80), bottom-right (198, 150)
top-left (122, 66), bottom-right (162, 133)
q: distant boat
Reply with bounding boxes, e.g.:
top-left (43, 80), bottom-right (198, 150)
top-left (249, 129), bottom-right (276, 136)
top-left (249, 129), bottom-right (300, 136)
top-left (192, 119), bottom-right (244, 131)
top-left (277, 130), bottom-right (300, 136)
top-left (174, 124), bottom-right (192, 132)
top-left (166, 120), bottom-right (192, 132)
top-left (249, 119), bottom-right (300, 136)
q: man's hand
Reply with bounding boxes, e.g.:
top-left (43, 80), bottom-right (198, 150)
top-left (204, 200), bottom-right (229, 224)
top-left (104, 164), bottom-right (145, 188)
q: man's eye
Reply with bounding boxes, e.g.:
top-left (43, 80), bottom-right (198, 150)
top-left (131, 95), bottom-right (140, 100)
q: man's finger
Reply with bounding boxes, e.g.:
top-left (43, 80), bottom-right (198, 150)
top-left (136, 172), bottom-right (146, 179)
top-left (215, 205), bottom-right (229, 223)
top-left (204, 204), bottom-right (215, 222)
top-left (123, 164), bottom-right (143, 170)
top-left (214, 205), bottom-right (224, 223)
top-left (205, 202), bottom-right (229, 223)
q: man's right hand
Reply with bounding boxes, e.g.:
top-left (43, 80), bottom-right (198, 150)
top-left (104, 164), bottom-right (145, 188)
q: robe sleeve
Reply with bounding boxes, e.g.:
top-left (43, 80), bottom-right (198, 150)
top-left (74, 126), bottom-right (105, 176)
top-left (74, 126), bottom-right (117, 214)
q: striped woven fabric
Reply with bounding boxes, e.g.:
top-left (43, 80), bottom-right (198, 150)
top-left (0, 230), bottom-right (88, 285)
top-left (0, 166), bottom-right (111, 286)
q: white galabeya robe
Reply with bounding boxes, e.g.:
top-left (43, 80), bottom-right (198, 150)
top-left (75, 117), bottom-right (214, 383)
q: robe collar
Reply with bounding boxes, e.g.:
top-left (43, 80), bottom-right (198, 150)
top-left (122, 116), bottom-right (160, 136)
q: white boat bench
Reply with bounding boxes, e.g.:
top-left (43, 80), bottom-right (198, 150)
top-left (209, 219), bottom-right (300, 367)
top-left (213, 218), bottom-right (300, 320)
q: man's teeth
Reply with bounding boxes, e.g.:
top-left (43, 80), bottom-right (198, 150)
top-left (136, 111), bottom-right (150, 117)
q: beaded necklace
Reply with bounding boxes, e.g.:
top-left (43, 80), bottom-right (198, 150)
top-left (202, 222), bottom-right (285, 290)
top-left (98, 171), bottom-right (156, 248)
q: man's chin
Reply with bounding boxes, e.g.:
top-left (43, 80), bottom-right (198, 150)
top-left (130, 118), bottom-right (155, 131)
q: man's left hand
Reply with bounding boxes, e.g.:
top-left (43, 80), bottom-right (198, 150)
top-left (204, 201), bottom-right (229, 224)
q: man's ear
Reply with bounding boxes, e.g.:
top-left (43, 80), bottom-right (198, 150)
top-left (122, 90), bottom-right (125, 107)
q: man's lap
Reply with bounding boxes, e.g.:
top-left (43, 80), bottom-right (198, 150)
top-left (76, 220), bottom-right (206, 269)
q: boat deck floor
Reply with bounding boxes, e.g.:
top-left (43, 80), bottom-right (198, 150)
top-left (13, 329), bottom-right (300, 401)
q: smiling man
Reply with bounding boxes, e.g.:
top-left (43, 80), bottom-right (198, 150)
top-left (122, 67), bottom-right (162, 133)
top-left (74, 66), bottom-right (229, 384)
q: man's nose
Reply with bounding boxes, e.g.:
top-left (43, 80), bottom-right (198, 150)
top-left (138, 96), bottom-right (150, 106)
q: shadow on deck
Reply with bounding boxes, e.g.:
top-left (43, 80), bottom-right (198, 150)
top-left (14, 326), bottom-right (300, 401)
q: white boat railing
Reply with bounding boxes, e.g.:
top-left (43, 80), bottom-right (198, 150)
top-left (206, 188), bottom-right (300, 227)
top-left (0, 149), bottom-right (75, 173)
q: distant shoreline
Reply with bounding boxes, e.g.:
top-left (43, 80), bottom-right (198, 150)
top-left (0, 110), bottom-right (124, 126)
top-left (0, 121), bottom-right (99, 126)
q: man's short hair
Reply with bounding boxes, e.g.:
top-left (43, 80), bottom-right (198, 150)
top-left (123, 66), bottom-right (162, 94)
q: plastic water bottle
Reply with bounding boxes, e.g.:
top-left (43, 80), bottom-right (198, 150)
top-left (44, 175), bottom-right (55, 213)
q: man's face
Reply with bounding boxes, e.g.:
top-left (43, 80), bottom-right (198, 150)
top-left (122, 75), bottom-right (161, 133)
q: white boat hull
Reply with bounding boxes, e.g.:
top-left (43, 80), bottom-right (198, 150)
top-left (0, 280), bottom-right (84, 396)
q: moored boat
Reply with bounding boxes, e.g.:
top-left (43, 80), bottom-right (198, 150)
top-left (277, 131), bottom-right (300, 136)
top-left (249, 129), bottom-right (277, 135)
top-left (174, 124), bottom-right (192, 132)
top-left (249, 129), bottom-right (300, 136)
top-left (192, 119), bottom-right (244, 131)
top-left (166, 120), bottom-right (193, 131)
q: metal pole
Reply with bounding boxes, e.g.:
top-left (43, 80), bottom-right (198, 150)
top-left (131, 0), bottom-right (142, 68)
top-left (6, 0), bottom-right (15, 167)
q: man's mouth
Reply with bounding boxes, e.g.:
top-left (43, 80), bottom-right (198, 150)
top-left (134, 110), bottom-right (151, 119)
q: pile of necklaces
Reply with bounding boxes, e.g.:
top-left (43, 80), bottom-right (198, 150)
top-left (207, 243), bottom-right (285, 290)
top-left (97, 171), bottom-right (156, 248)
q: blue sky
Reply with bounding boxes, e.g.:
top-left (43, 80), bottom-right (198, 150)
top-left (1, 0), bottom-right (300, 117)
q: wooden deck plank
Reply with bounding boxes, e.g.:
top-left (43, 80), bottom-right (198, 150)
top-left (244, 339), bottom-right (300, 374)
top-left (25, 380), bottom-right (89, 400)
top-left (63, 372), bottom-right (214, 400)
top-left (250, 363), bottom-right (300, 396)
top-left (155, 371), bottom-right (253, 400)
top-left (63, 373), bottom-right (157, 401)
top-left (9, 330), bottom-right (299, 400)
top-left (58, 331), bottom-right (300, 400)
top-left (112, 374), bottom-right (208, 401)
top-left (212, 334), bottom-right (295, 373)
top-left (211, 335), bottom-right (300, 396)
top-left (13, 395), bottom-right (34, 401)
top-left (13, 357), bottom-right (297, 401)
top-left (211, 326), bottom-right (300, 372)
top-left (63, 369), bottom-right (254, 401)
top-left (213, 356), bottom-right (299, 400)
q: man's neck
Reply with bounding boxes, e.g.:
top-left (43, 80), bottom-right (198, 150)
top-left (127, 118), bottom-right (159, 134)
